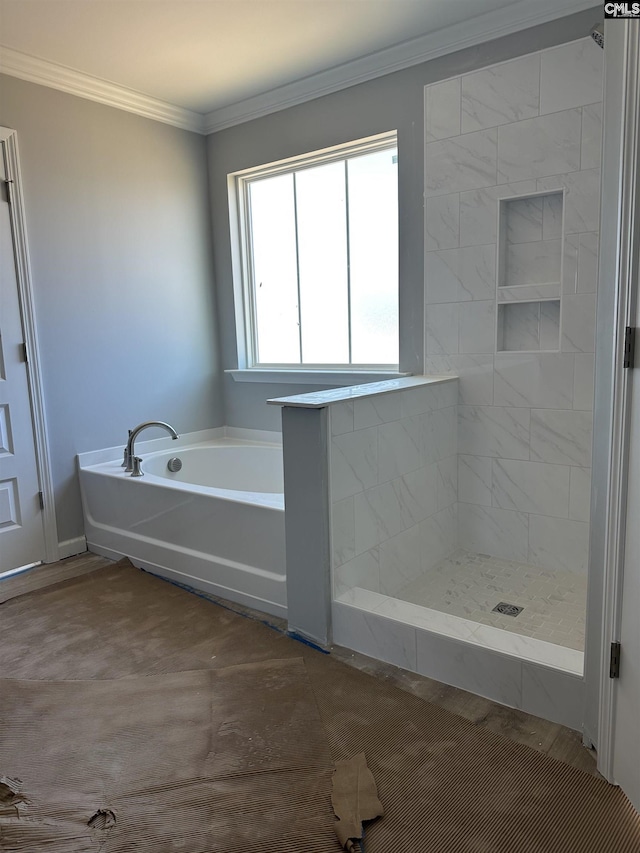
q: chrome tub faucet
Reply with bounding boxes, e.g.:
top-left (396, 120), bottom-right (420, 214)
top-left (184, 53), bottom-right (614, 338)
top-left (124, 421), bottom-right (179, 476)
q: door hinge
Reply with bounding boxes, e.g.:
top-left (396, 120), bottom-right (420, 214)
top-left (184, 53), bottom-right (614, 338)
top-left (3, 179), bottom-right (13, 205)
top-left (20, 343), bottom-right (28, 364)
top-left (38, 491), bottom-right (44, 510)
top-left (610, 641), bottom-right (621, 679)
top-left (623, 326), bottom-right (635, 368)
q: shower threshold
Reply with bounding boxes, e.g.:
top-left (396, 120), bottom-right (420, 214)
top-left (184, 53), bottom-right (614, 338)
top-left (334, 549), bottom-right (585, 677)
top-left (335, 584), bottom-right (583, 676)
top-left (332, 582), bottom-right (584, 728)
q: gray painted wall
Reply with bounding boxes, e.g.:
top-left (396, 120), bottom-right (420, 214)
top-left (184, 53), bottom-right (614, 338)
top-left (0, 75), bottom-right (223, 545)
top-left (207, 8), bottom-right (601, 434)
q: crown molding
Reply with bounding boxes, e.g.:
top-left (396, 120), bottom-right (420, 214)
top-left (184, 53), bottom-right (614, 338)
top-left (1, 0), bottom-right (595, 136)
top-left (203, 0), bottom-right (597, 133)
top-left (0, 46), bottom-right (206, 133)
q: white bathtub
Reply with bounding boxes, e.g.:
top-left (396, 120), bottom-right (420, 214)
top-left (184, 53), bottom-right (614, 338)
top-left (78, 432), bottom-right (287, 617)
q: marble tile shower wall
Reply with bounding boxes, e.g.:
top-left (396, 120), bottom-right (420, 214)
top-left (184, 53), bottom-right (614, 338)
top-left (424, 39), bottom-right (603, 575)
top-left (329, 380), bottom-right (458, 598)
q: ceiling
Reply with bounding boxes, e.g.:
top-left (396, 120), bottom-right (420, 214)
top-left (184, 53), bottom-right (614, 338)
top-left (0, 0), bottom-right (596, 131)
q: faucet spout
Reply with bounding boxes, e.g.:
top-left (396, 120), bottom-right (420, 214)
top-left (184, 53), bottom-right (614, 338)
top-left (125, 421), bottom-right (179, 474)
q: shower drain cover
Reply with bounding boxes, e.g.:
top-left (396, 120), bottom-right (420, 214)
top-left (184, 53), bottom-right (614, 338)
top-left (492, 602), bottom-right (523, 617)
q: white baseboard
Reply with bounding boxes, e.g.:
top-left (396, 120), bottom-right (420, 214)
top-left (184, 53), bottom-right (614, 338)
top-left (57, 536), bottom-right (87, 560)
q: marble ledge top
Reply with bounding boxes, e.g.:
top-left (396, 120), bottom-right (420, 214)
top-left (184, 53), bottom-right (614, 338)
top-left (267, 375), bottom-right (457, 408)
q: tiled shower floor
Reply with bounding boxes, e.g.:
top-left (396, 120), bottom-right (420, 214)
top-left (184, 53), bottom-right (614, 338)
top-left (395, 550), bottom-right (587, 652)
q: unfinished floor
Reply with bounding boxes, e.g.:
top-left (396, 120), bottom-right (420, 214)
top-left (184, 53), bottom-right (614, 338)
top-left (2, 552), bottom-right (594, 772)
top-left (2, 553), bottom-right (638, 852)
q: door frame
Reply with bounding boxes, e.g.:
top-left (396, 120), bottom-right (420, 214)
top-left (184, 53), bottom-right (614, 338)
top-left (1, 126), bottom-right (58, 564)
top-left (594, 22), bottom-right (640, 782)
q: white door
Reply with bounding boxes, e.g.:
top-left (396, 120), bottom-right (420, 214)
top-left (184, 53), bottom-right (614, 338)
top-left (0, 140), bottom-right (46, 571)
top-left (613, 304), bottom-right (640, 812)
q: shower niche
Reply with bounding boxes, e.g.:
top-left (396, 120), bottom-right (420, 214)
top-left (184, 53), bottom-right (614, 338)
top-left (497, 191), bottom-right (563, 353)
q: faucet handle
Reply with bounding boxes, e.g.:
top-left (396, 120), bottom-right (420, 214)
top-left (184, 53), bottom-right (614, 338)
top-left (130, 457), bottom-right (143, 478)
top-left (122, 430), bottom-right (133, 468)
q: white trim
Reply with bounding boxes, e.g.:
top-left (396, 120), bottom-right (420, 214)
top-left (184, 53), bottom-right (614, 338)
top-left (2, 0), bottom-right (594, 134)
top-left (57, 536), bottom-right (88, 561)
top-left (0, 47), bottom-right (205, 134)
top-left (597, 21), bottom-right (640, 782)
top-left (0, 127), bottom-right (59, 563)
top-left (203, 0), bottom-right (596, 133)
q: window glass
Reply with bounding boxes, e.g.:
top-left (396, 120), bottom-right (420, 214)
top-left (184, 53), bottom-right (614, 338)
top-left (236, 133), bottom-right (398, 369)
top-left (249, 173), bottom-right (300, 363)
top-left (348, 149), bottom-right (399, 365)
top-left (296, 160), bottom-right (349, 364)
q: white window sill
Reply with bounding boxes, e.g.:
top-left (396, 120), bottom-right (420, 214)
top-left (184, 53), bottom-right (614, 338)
top-left (226, 368), bottom-right (411, 385)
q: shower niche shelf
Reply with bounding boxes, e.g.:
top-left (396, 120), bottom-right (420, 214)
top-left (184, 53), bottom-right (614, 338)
top-left (497, 300), bottom-right (560, 353)
top-left (497, 190), bottom-right (564, 353)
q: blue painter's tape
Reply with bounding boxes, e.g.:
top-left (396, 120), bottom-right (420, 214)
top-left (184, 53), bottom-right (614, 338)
top-left (285, 631), bottom-right (330, 654)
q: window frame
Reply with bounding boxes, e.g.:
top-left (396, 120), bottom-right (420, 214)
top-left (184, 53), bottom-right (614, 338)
top-left (228, 130), bottom-right (400, 375)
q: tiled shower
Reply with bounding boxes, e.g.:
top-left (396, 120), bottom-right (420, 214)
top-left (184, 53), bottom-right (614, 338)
top-left (329, 38), bottom-right (603, 681)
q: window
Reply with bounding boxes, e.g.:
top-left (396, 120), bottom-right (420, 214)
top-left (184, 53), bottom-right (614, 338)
top-left (231, 132), bottom-right (399, 370)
